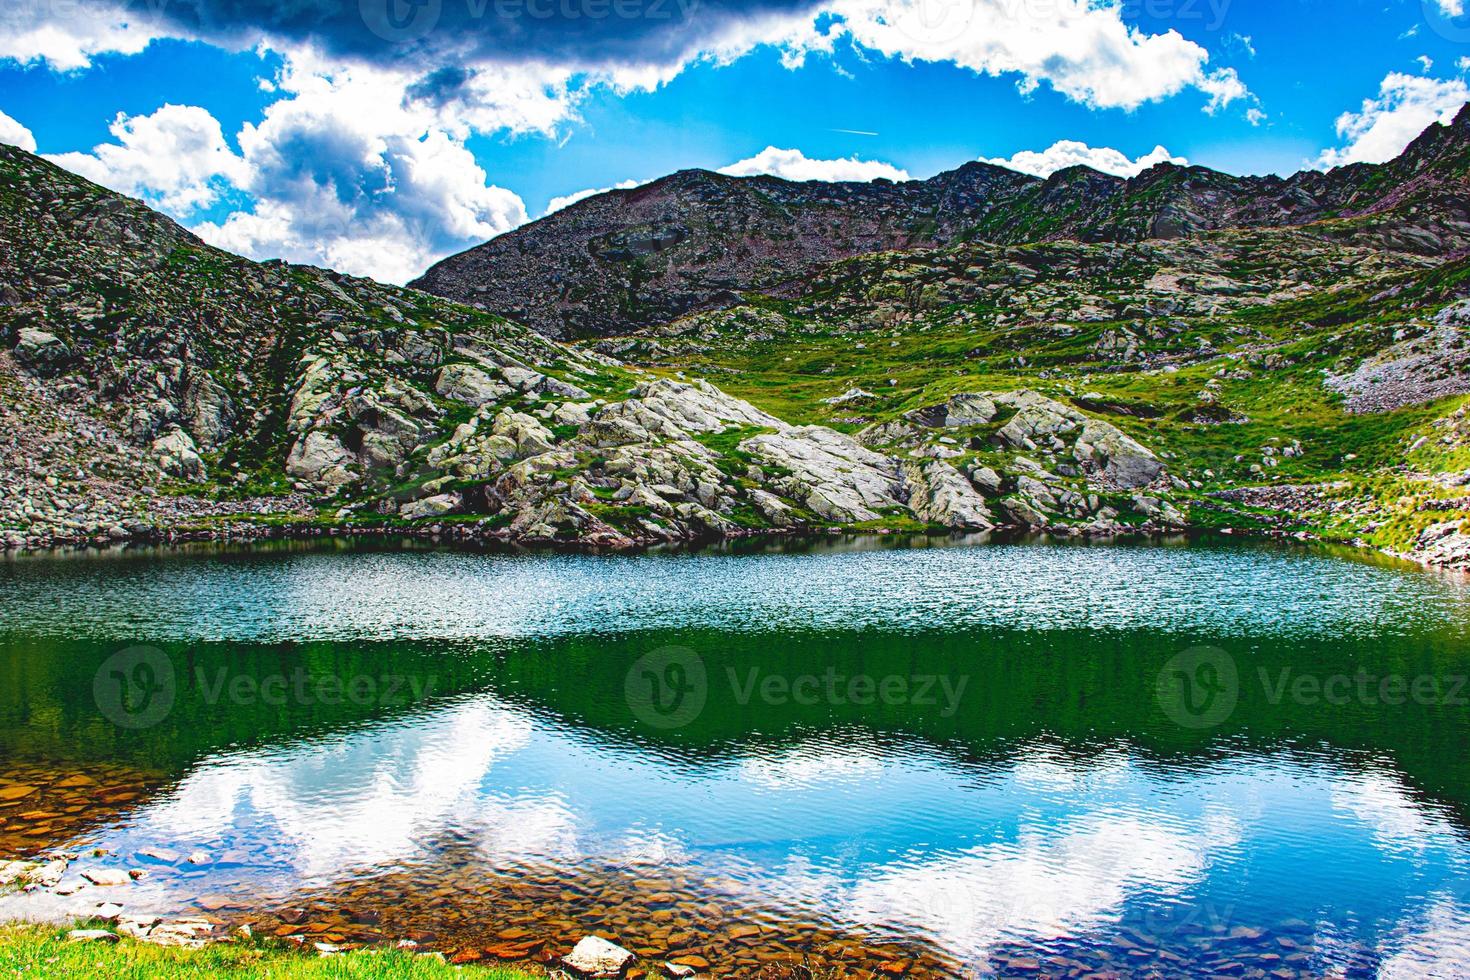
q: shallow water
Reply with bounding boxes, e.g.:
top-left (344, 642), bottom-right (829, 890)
top-left (1, 536), bottom-right (1468, 977)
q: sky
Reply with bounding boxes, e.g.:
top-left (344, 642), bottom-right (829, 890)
top-left (0, 0), bottom-right (1467, 284)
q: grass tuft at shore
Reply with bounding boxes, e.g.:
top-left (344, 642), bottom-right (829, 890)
top-left (0, 924), bottom-right (537, 978)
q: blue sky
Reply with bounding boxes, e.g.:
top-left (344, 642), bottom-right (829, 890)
top-left (0, 0), bottom-right (1466, 283)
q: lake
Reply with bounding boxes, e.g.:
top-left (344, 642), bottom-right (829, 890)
top-left (1, 536), bottom-right (1468, 977)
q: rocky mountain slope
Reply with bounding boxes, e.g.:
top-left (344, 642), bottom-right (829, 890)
top-left (10, 106), bottom-right (1470, 567)
top-left (0, 144), bottom-right (1186, 550)
top-left (413, 106), bottom-right (1470, 339)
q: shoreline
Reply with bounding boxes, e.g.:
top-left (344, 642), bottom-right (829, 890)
top-left (0, 514), bottom-right (1322, 554)
top-left (0, 514), bottom-right (1443, 576)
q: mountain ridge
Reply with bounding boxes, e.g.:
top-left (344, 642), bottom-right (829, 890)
top-left (412, 105), bottom-right (1470, 339)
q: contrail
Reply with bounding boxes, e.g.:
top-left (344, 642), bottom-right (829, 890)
top-left (829, 128), bottom-right (878, 136)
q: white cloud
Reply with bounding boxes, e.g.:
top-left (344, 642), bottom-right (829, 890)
top-left (1246, 107), bottom-right (1267, 126)
top-left (803, 0), bottom-right (1247, 112)
top-left (1198, 66), bottom-right (1248, 114)
top-left (1420, 55), bottom-right (1436, 74)
top-left (588, 0), bottom-right (1252, 114)
top-left (0, 0), bottom-right (170, 71)
top-left (0, 109), bottom-right (36, 152)
top-left (1318, 72), bottom-right (1469, 169)
top-left (544, 179), bottom-right (644, 215)
top-left (980, 140), bottom-right (1186, 179)
top-left (718, 146), bottom-right (910, 182)
top-left (189, 54), bottom-right (541, 284)
top-left (47, 104), bottom-right (248, 212)
top-left (1435, 0), bottom-right (1465, 16)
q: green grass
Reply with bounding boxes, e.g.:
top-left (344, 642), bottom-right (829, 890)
top-left (0, 924), bottom-right (537, 979)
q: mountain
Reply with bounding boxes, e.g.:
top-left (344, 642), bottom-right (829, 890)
top-left (8, 110), bottom-right (1470, 568)
top-left (412, 106), bottom-right (1470, 340)
top-left (0, 143), bottom-right (1120, 550)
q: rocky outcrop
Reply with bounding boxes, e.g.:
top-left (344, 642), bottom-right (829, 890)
top-left (905, 460), bottom-right (995, 529)
top-left (741, 427), bottom-right (905, 523)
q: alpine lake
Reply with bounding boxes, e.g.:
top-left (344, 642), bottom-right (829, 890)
top-left (0, 534), bottom-right (1468, 978)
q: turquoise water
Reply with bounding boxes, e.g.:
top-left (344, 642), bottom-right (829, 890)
top-left (0, 537), bottom-right (1468, 976)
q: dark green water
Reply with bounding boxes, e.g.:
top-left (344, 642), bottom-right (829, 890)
top-left (0, 536), bottom-right (1468, 976)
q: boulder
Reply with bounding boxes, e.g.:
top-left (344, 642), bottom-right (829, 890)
top-left (435, 363), bottom-right (511, 406)
top-left (1075, 423), bottom-right (1164, 488)
top-left (80, 868), bottom-right (132, 886)
top-left (629, 379), bottom-right (783, 434)
top-left (822, 387), bottom-right (878, 405)
top-left (153, 428), bottom-right (206, 480)
top-left (561, 936), bottom-right (636, 977)
top-left (492, 410), bottom-right (557, 457)
top-left (143, 918), bottom-right (218, 948)
top-left (965, 464), bottom-right (1004, 496)
top-left (14, 327), bottom-right (70, 372)
top-left (24, 858), bottom-right (68, 888)
top-left (398, 329), bottom-right (447, 367)
top-left (400, 493), bottom-right (462, 521)
top-left (285, 431), bottom-right (357, 487)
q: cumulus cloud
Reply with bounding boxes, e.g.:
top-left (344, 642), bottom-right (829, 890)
top-left (190, 56), bottom-right (535, 284)
top-left (1318, 72), bottom-right (1469, 169)
top-left (0, 0), bottom-right (173, 71)
top-left (980, 140), bottom-right (1186, 179)
top-left (0, 109), bottom-right (36, 152)
top-left (544, 179), bottom-right (644, 215)
top-left (47, 104), bottom-right (248, 212)
top-left (718, 145), bottom-right (910, 182)
top-left (817, 0), bottom-right (1247, 112)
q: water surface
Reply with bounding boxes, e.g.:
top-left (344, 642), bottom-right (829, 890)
top-left (0, 536), bottom-right (1468, 977)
